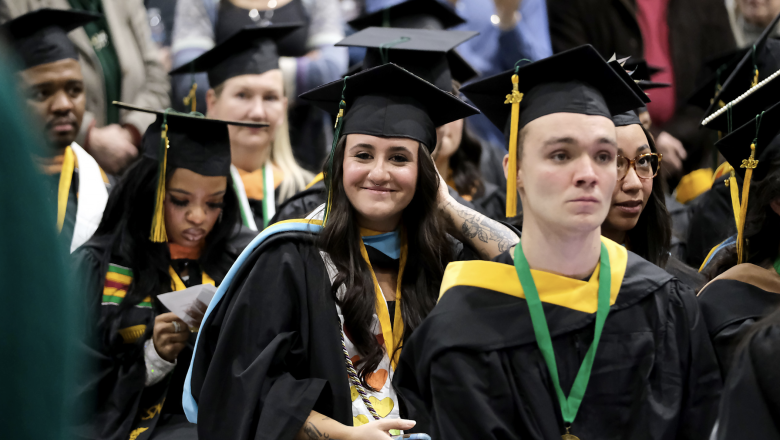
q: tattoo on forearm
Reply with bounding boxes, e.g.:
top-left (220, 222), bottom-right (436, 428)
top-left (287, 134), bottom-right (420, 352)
top-left (303, 421), bottom-right (339, 440)
top-left (450, 203), bottom-right (517, 255)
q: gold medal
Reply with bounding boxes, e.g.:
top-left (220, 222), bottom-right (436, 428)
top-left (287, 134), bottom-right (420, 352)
top-left (561, 426), bottom-right (580, 440)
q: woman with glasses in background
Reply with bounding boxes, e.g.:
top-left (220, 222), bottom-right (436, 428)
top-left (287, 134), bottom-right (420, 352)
top-left (601, 111), bottom-right (706, 290)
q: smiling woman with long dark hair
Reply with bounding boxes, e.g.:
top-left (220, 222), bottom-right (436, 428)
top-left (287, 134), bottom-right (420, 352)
top-left (184, 64), bottom-right (520, 440)
top-left (72, 108), bottom-right (259, 440)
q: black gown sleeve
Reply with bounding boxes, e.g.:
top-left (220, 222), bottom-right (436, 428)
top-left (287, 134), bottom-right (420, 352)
top-left (715, 323), bottom-right (780, 440)
top-left (672, 282), bottom-right (724, 440)
top-left (193, 238), bottom-right (342, 440)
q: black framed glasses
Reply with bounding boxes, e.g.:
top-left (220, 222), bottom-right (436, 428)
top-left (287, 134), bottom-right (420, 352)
top-left (616, 153), bottom-right (662, 180)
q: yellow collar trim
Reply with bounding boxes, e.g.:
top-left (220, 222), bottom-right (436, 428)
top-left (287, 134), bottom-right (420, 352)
top-left (57, 146), bottom-right (76, 232)
top-left (169, 266), bottom-right (216, 291)
top-left (439, 237), bottom-right (628, 314)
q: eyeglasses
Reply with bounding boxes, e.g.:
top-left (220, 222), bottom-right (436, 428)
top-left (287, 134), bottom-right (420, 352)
top-left (616, 153), bottom-right (662, 180)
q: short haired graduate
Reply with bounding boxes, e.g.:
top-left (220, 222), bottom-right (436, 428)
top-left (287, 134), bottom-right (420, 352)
top-left (392, 45), bottom-right (723, 440)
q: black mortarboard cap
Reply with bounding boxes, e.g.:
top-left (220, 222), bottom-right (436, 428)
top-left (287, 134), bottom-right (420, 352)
top-left (336, 27), bottom-right (478, 90)
top-left (114, 102), bottom-right (267, 177)
top-left (608, 56), bottom-right (651, 104)
top-left (348, 0), bottom-right (465, 30)
top-left (702, 11), bottom-right (780, 131)
top-left (612, 110), bottom-right (641, 127)
top-left (685, 48), bottom-right (748, 110)
top-left (299, 63), bottom-right (479, 151)
top-left (716, 100), bottom-right (780, 180)
top-left (1, 8), bottom-right (100, 69)
top-left (169, 24), bottom-right (301, 87)
top-left (461, 45), bottom-right (645, 134)
top-left (614, 58), bottom-right (670, 90)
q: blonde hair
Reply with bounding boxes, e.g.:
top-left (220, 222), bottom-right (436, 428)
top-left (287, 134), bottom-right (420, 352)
top-left (271, 117), bottom-right (314, 201)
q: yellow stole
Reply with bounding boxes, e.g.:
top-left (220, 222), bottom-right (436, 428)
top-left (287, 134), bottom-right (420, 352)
top-left (168, 266), bottom-right (215, 291)
top-left (357, 227), bottom-right (407, 370)
top-left (440, 237), bottom-right (628, 314)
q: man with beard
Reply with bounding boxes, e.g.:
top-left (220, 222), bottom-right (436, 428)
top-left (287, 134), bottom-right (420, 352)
top-left (3, 8), bottom-right (109, 252)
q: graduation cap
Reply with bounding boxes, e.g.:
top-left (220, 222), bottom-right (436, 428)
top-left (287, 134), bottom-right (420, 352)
top-left (113, 102), bottom-right (267, 242)
top-left (0, 8), bottom-right (100, 70)
top-left (713, 100), bottom-right (780, 263)
top-left (348, 0), bottom-right (465, 30)
top-left (701, 11), bottom-right (780, 131)
top-left (612, 110), bottom-right (641, 127)
top-left (686, 48), bottom-right (749, 110)
top-left (299, 62), bottom-right (478, 223)
top-left (169, 24), bottom-right (301, 110)
top-left (336, 27), bottom-right (478, 90)
top-left (608, 55), bottom-right (651, 104)
top-left (460, 45), bottom-right (645, 217)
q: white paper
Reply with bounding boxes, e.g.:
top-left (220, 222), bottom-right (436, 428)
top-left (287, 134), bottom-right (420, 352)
top-left (157, 284), bottom-right (217, 331)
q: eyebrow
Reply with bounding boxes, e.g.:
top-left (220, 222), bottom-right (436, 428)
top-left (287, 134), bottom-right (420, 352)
top-left (542, 136), bottom-right (618, 148)
top-left (30, 79), bottom-right (84, 88)
top-left (169, 188), bottom-right (226, 197)
top-left (349, 143), bottom-right (414, 154)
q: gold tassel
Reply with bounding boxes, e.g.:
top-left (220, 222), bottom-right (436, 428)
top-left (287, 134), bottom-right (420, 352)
top-left (752, 69), bottom-right (759, 88)
top-left (150, 125), bottom-right (170, 243)
top-left (736, 143), bottom-right (759, 263)
top-left (183, 83), bottom-right (198, 113)
top-left (504, 74), bottom-right (523, 218)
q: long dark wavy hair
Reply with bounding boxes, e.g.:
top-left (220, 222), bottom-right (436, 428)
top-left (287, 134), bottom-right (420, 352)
top-left (319, 136), bottom-right (454, 390)
top-left (705, 156), bottom-right (780, 278)
top-left (625, 127), bottom-right (672, 267)
top-left (449, 124), bottom-right (485, 199)
top-left (93, 156), bottom-right (240, 338)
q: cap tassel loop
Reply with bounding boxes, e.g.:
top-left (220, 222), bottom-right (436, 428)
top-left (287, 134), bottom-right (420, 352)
top-left (504, 70), bottom-right (524, 218)
top-left (150, 113), bottom-right (171, 243)
top-left (735, 112), bottom-right (764, 263)
top-left (183, 82), bottom-right (198, 113)
top-left (324, 77), bottom-right (349, 226)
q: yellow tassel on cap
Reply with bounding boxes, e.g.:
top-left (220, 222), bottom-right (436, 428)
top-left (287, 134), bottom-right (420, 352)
top-left (504, 74), bottom-right (523, 218)
top-left (150, 125), bottom-right (170, 243)
top-left (736, 143), bottom-right (759, 263)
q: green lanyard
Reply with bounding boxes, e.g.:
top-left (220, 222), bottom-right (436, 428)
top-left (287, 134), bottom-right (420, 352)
top-left (513, 241), bottom-right (612, 439)
top-left (773, 255), bottom-right (780, 276)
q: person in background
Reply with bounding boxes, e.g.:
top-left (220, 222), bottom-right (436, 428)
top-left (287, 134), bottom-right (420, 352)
top-left (171, 25), bottom-right (314, 231)
top-left (698, 100), bottom-right (780, 379)
top-left (548, 0), bottom-right (736, 181)
top-left (72, 106), bottom-right (260, 440)
top-left (727, 0), bottom-right (780, 48)
top-left (0, 43), bottom-right (85, 440)
top-left (145, 0), bottom-right (177, 72)
top-left (170, 0), bottom-right (348, 172)
top-left (602, 111), bottom-right (706, 291)
top-left (690, 15), bottom-right (780, 270)
top-left (0, 0), bottom-right (171, 176)
top-left (2, 9), bottom-right (109, 253)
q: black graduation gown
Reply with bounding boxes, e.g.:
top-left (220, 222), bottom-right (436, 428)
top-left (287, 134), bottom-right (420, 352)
top-left (697, 263), bottom-right (780, 377)
top-left (189, 229), bottom-right (480, 440)
top-left (713, 322), bottom-right (780, 440)
top-left (394, 251), bottom-right (722, 440)
top-left (685, 179), bottom-right (739, 269)
top-left (271, 181), bottom-right (479, 223)
top-left (71, 230), bottom-right (252, 440)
